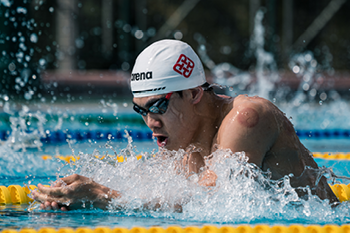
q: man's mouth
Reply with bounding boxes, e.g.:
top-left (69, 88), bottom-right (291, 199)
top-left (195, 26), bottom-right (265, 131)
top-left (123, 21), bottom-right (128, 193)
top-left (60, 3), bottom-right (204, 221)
top-left (156, 136), bottom-right (168, 147)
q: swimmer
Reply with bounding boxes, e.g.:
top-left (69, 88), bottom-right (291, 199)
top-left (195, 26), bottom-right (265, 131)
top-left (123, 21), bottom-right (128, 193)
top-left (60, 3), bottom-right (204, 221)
top-left (33, 39), bottom-right (338, 211)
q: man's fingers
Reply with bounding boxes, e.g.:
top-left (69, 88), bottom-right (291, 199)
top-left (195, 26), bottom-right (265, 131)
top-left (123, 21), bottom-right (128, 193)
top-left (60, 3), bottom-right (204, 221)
top-left (33, 189), bottom-right (63, 204)
top-left (38, 183), bottom-right (66, 196)
top-left (52, 180), bottom-right (66, 187)
top-left (60, 174), bottom-right (84, 184)
top-left (51, 201), bottom-right (60, 210)
top-left (44, 201), bottom-right (52, 210)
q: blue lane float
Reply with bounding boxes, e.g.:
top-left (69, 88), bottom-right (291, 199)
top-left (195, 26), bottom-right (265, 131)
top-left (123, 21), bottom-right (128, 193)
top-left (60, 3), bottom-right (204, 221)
top-left (0, 129), bottom-right (349, 143)
top-left (0, 129), bottom-right (153, 143)
top-left (295, 129), bottom-right (350, 139)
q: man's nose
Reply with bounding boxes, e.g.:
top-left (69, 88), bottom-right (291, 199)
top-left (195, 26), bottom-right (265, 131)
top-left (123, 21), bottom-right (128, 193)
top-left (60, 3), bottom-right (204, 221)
top-left (145, 114), bottom-right (162, 129)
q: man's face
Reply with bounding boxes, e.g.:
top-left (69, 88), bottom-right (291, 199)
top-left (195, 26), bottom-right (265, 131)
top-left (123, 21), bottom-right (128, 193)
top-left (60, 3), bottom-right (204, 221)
top-left (132, 92), bottom-right (197, 151)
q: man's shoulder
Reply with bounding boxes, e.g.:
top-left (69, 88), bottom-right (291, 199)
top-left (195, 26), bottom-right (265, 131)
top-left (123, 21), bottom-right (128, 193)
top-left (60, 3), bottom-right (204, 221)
top-left (231, 94), bottom-right (275, 115)
top-left (219, 94), bottom-right (277, 130)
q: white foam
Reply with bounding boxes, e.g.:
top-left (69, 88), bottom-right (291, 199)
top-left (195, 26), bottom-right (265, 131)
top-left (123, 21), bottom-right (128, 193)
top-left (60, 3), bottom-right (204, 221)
top-left (55, 139), bottom-right (350, 224)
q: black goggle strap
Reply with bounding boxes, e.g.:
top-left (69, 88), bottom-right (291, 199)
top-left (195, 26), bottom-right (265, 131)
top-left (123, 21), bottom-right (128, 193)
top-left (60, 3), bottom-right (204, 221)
top-left (156, 92), bottom-right (173, 114)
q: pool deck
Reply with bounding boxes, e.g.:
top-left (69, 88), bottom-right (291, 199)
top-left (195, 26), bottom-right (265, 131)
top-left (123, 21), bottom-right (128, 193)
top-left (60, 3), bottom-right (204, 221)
top-left (40, 70), bottom-right (350, 97)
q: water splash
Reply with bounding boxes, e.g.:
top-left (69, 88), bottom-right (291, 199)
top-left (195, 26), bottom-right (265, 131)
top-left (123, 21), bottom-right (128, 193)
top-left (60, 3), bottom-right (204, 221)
top-left (4, 105), bottom-right (47, 151)
top-left (195, 9), bottom-right (279, 100)
top-left (249, 9), bottom-right (279, 99)
top-left (42, 136), bottom-right (350, 225)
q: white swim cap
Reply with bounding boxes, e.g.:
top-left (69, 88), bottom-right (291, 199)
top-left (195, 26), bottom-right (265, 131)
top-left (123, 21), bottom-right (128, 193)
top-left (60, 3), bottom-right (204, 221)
top-left (130, 39), bottom-right (206, 97)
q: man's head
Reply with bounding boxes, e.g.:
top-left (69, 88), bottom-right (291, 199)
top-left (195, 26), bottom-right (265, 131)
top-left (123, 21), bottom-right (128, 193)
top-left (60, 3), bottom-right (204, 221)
top-left (130, 40), bottom-right (209, 150)
top-left (130, 39), bottom-right (206, 97)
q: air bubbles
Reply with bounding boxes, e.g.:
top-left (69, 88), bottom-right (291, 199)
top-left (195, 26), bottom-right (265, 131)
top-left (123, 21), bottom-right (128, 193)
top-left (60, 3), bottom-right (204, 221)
top-left (49, 7), bottom-right (54, 12)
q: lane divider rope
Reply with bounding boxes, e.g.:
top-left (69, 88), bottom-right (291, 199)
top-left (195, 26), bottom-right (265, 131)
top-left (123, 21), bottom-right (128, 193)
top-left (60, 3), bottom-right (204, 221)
top-left (41, 154), bottom-right (143, 163)
top-left (296, 129), bottom-right (350, 139)
top-left (312, 152), bottom-right (350, 160)
top-left (1, 128), bottom-right (350, 143)
top-left (1, 183), bottom-right (350, 205)
top-left (40, 152), bottom-right (350, 164)
top-left (1, 224), bottom-right (350, 233)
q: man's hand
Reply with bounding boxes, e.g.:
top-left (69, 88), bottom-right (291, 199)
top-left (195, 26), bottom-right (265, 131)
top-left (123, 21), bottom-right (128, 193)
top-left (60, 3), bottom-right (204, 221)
top-left (32, 174), bottom-right (120, 211)
top-left (198, 170), bottom-right (217, 187)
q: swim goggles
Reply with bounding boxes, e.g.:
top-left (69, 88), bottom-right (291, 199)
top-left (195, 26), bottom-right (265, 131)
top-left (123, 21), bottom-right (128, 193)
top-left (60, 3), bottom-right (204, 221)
top-left (133, 93), bottom-right (173, 116)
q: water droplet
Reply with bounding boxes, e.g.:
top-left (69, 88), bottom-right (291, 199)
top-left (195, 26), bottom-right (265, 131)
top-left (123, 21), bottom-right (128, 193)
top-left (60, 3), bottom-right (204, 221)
top-left (49, 7), bottom-right (54, 12)
top-left (39, 58), bottom-right (46, 66)
top-left (134, 30), bottom-right (144, 39)
top-left (30, 33), bottom-right (38, 43)
top-left (320, 92), bottom-right (327, 101)
top-left (174, 31), bottom-right (183, 40)
top-left (8, 62), bottom-right (16, 71)
top-left (121, 62), bottom-right (130, 71)
top-left (292, 66), bottom-right (300, 74)
top-left (16, 7), bottom-right (27, 14)
top-left (3, 95), bottom-right (9, 101)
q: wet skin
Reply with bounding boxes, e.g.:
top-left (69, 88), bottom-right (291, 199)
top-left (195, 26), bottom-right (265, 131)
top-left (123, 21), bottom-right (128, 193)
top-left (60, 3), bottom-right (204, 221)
top-left (33, 87), bottom-right (338, 210)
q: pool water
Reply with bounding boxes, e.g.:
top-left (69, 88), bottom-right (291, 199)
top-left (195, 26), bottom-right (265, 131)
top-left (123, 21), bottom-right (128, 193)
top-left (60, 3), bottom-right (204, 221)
top-left (0, 104), bottom-right (350, 230)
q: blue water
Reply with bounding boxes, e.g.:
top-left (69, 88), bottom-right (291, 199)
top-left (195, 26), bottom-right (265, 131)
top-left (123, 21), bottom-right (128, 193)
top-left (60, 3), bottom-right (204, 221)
top-left (0, 109), bottom-right (350, 230)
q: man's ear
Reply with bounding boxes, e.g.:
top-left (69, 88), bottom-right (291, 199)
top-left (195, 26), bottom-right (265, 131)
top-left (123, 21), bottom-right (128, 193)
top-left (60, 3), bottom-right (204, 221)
top-left (189, 86), bottom-right (204, 104)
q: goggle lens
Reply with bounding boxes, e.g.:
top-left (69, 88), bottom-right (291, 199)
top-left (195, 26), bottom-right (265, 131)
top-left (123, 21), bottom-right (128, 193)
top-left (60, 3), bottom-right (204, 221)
top-left (133, 93), bottom-right (173, 116)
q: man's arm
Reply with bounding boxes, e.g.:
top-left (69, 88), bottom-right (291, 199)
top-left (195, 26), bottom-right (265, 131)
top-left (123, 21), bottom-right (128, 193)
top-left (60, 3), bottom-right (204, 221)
top-left (32, 174), bottom-right (121, 211)
top-left (216, 98), bottom-right (278, 167)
